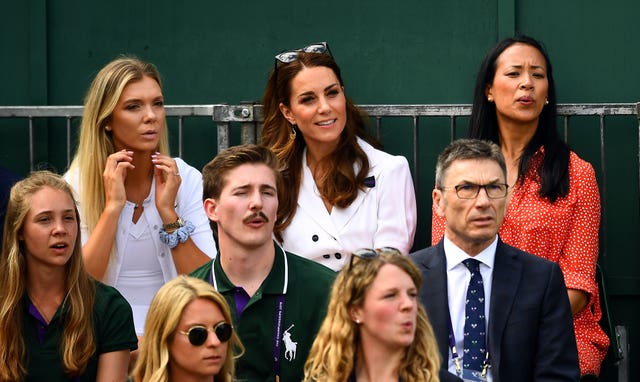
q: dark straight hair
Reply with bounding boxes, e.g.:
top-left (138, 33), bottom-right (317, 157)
top-left (469, 35), bottom-right (570, 202)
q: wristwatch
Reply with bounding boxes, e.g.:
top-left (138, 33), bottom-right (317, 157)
top-left (163, 217), bottom-right (185, 233)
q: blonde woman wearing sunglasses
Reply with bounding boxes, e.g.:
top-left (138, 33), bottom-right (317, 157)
top-left (131, 276), bottom-right (244, 382)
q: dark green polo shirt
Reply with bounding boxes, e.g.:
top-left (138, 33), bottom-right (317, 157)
top-left (190, 242), bottom-right (336, 382)
top-left (23, 281), bottom-right (138, 381)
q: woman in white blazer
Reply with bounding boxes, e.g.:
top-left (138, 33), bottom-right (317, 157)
top-left (261, 42), bottom-right (417, 271)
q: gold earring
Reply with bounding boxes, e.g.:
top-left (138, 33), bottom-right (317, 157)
top-left (289, 125), bottom-right (297, 140)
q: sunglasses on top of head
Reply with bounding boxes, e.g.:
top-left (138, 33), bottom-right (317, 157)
top-left (347, 247), bottom-right (402, 271)
top-left (178, 321), bottom-right (233, 346)
top-left (274, 41), bottom-right (333, 71)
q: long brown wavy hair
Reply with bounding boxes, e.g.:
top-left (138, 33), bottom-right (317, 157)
top-left (303, 249), bottom-right (441, 382)
top-left (260, 50), bottom-right (378, 239)
top-left (0, 171), bottom-right (96, 380)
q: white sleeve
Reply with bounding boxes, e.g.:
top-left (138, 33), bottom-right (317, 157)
top-left (175, 159), bottom-right (217, 258)
top-left (372, 155), bottom-right (417, 254)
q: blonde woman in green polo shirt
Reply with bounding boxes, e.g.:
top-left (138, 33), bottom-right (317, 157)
top-left (0, 171), bottom-right (138, 381)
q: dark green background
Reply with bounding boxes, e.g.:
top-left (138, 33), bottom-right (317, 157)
top-left (1, 1), bottom-right (638, 379)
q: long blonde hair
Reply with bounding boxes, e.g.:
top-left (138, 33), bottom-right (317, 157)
top-left (67, 56), bottom-right (169, 234)
top-left (303, 250), bottom-right (441, 382)
top-left (131, 276), bottom-right (244, 382)
top-left (0, 171), bottom-right (96, 380)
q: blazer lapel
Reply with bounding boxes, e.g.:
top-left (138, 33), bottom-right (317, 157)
top-left (296, 161), bottom-right (340, 239)
top-left (418, 242), bottom-right (452, 363)
top-left (329, 185), bottom-right (371, 232)
top-left (488, 239), bottom-right (522, 380)
top-left (298, 152), bottom-right (372, 234)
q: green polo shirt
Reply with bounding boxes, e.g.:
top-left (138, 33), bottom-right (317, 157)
top-left (23, 281), bottom-right (138, 381)
top-left (190, 241), bottom-right (336, 382)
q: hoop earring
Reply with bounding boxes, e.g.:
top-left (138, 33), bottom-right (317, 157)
top-left (289, 124), bottom-right (297, 140)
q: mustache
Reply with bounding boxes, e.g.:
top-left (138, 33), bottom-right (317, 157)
top-left (243, 212), bottom-right (269, 224)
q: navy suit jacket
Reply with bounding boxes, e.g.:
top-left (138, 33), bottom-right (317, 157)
top-left (410, 238), bottom-right (579, 382)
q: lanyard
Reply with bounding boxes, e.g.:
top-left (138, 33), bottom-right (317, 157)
top-left (273, 295), bottom-right (286, 381)
top-left (448, 314), bottom-right (491, 379)
top-left (209, 269), bottom-right (287, 381)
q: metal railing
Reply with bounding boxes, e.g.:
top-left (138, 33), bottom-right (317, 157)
top-left (2, 102), bottom-right (638, 174)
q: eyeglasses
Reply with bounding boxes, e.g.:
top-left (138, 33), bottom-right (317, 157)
top-left (439, 183), bottom-right (509, 199)
top-left (178, 322), bottom-right (233, 346)
top-left (274, 42), bottom-right (333, 71)
top-left (348, 247), bottom-right (402, 271)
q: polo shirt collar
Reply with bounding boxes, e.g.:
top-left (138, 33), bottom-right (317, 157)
top-left (22, 293), bottom-right (68, 323)
top-left (212, 240), bottom-right (289, 295)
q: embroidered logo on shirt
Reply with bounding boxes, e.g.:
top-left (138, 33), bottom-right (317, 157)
top-left (283, 324), bottom-right (297, 361)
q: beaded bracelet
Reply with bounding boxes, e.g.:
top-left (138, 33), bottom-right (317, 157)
top-left (159, 220), bottom-right (195, 249)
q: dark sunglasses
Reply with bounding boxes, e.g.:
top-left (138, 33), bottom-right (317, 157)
top-left (274, 41), bottom-right (333, 71)
top-left (348, 247), bottom-right (402, 271)
top-left (178, 322), bottom-right (233, 346)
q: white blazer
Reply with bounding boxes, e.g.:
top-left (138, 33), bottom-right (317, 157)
top-left (280, 138), bottom-right (417, 271)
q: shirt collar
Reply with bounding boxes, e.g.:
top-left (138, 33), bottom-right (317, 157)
top-left (443, 235), bottom-right (497, 271)
top-left (212, 240), bottom-right (289, 295)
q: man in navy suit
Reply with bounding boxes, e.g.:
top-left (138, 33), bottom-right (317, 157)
top-left (411, 139), bottom-right (579, 382)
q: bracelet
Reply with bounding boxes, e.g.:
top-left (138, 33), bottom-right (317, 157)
top-left (159, 220), bottom-right (195, 249)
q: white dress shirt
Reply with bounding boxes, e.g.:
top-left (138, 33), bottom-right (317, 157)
top-left (444, 235), bottom-right (496, 382)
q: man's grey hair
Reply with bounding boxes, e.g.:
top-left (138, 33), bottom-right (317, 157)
top-left (434, 138), bottom-right (507, 188)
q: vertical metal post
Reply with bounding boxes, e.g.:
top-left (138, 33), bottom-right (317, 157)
top-left (413, 116), bottom-right (419, 197)
top-left (599, 115), bottom-right (607, 265)
top-left (29, 117), bottom-right (34, 171)
top-left (637, 102), bottom-right (640, 221)
top-left (450, 115), bottom-right (456, 141)
top-left (178, 116), bottom-right (184, 158)
top-left (217, 122), bottom-right (230, 154)
top-left (240, 102), bottom-right (256, 144)
top-left (66, 117), bottom-right (72, 167)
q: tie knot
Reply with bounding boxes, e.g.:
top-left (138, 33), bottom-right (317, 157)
top-left (462, 258), bottom-right (481, 273)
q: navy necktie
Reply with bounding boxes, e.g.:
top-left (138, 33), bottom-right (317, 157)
top-left (462, 258), bottom-right (486, 372)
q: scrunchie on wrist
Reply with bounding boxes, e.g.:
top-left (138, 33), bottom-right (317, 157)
top-left (159, 220), bottom-right (195, 249)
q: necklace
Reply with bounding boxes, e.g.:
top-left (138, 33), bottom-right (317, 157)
top-left (29, 295), bottom-right (53, 323)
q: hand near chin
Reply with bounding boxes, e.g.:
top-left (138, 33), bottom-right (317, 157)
top-left (152, 152), bottom-right (181, 216)
top-left (103, 149), bottom-right (134, 210)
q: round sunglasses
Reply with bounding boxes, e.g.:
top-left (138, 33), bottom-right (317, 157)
top-left (178, 322), bottom-right (233, 346)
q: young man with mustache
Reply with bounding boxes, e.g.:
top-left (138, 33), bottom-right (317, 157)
top-left (190, 144), bottom-right (336, 382)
